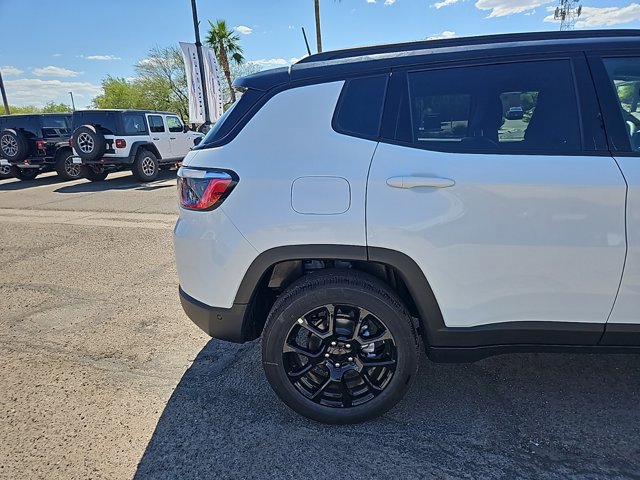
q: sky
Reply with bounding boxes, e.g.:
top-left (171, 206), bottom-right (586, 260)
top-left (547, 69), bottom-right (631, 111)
top-left (1, 0), bottom-right (639, 108)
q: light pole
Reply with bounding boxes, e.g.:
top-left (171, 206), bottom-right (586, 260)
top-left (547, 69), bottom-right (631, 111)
top-left (0, 69), bottom-right (10, 115)
top-left (68, 91), bottom-right (76, 111)
top-left (190, 0), bottom-right (211, 128)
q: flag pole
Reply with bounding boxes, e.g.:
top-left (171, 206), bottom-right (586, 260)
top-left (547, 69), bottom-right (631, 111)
top-left (0, 69), bottom-right (10, 115)
top-left (190, 0), bottom-right (211, 127)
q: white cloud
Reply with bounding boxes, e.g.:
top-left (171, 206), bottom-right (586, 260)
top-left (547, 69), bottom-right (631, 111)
top-left (427, 31), bottom-right (457, 40)
top-left (85, 55), bottom-right (121, 61)
top-left (4, 78), bottom-right (101, 107)
top-left (1, 66), bottom-right (23, 76)
top-left (248, 58), bottom-right (289, 66)
top-left (475, 0), bottom-right (553, 17)
top-left (367, 0), bottom-right (376, 3)
top-left (52, 53), bottom-right (62, 57)
top-left (288, 25), bottom-right (296, 29)
top-left (235, 25), bottom-right (253, 35)
top-left (544, 3), bottom-right (640, 27)
top-left (434, 0), bottom-right (459, 8)
top-left (32, 66), bottom-right (80, 78)
top-left (384, 0), bottom-right (396, 5)
top-left (524, 9), bottom-right (536, 15)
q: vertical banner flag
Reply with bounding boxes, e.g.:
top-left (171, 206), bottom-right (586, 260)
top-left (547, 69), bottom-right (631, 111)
top-left (180, 42), bottom-right (223, 124)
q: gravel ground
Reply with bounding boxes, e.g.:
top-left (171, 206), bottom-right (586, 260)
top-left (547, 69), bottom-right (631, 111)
top-left (0, 171), bottom-right (639, 480)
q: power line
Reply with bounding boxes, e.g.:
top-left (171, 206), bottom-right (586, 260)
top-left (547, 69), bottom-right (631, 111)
top-left (554, 0), bottom-right (582, 31)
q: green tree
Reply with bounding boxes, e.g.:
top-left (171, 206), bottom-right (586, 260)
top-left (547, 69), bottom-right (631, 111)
top-left (42, 101), bottom-right (72, 113)
top-left (1, 103), bottom-right (71, 115)
top-left (205, 19), bottom-right (244, 103)
top-left (92, 76), bottom-right (150, 110)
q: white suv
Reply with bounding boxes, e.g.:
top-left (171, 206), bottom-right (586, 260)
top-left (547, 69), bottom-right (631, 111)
top-left (174, 30), bottom-right (640, 424)
top-left (71, 110), bottom-right (203, 182)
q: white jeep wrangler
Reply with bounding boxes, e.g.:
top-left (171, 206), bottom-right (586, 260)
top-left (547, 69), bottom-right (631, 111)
top-left (71, 109), bottom-right (203, 182)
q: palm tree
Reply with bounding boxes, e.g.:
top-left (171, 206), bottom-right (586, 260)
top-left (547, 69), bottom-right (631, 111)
top-left (205, 19), bottom-right (244, 103)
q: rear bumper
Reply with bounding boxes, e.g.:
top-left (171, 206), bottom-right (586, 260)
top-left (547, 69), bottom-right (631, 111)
top-left (3, 157), bottom-right (53, 167)
top-left (73, 155), bottom-right (133, 166)
top-left (179, 286), bottom-right (248, 343)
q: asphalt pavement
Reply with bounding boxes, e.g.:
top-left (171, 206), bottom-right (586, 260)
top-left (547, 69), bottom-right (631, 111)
top-left (0, 170), bottom-right (639, 480)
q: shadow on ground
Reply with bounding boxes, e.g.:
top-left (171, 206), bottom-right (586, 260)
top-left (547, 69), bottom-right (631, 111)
top-left (135, 340), bottom-right (640, 480)
top-left (0, 174), bottom-right (67, 191)
top-left (53, 170), bottom-right (177, 194)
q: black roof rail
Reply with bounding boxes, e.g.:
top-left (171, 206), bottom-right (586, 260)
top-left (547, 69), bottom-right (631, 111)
top-left (296, 29), bottom-right (640, 64)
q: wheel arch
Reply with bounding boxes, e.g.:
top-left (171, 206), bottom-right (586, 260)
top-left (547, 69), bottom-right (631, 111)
top-left (236, 245), bottom-right (445, 345)
top-left (130, 142), bottom-right (161, 160)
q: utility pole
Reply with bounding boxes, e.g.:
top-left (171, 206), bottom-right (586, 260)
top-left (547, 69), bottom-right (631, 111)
top-left (190, 0), bottom-right (211, 127)
top-left (0, 69), bottom-right (10, 115)
top-left (69, 92), bottom-right (76, 111)
top-left (554, 0), bottom-right (582, 31)
top-left (314, 0), bottom-right (322, 53)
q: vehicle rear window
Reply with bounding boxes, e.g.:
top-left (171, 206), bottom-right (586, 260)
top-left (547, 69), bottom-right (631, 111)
top-left (399, 60), bottom-right (581, 154)
top-left (333, 75), bottom-right (388, 138)
top-left (41, 116), bottom-right (71, 137)
top-left (122, 114), bottom-right (147, 135)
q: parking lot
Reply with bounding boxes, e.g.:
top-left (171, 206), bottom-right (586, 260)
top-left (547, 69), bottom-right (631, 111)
top-left (1, 171), bottom-right (639, 480)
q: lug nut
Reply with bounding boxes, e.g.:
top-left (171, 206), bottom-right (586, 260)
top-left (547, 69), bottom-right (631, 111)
top-left (335, 363), bottom-right (341, 368)
top-left (324, 353), bottom-right (330, 358)
top-left (348, 357), bottom-right (353, 362)
top-left (346, 343), bottom-right (351, 348)
top-left (330, 341), bottom-right (337, 346)
top-left (297, 318), bottom-right (304, 324)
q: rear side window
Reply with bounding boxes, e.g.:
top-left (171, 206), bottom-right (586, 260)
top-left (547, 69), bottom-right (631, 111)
top-left (148, 115), bottom-right (165, 133)
top-left (399, 60), bottom-right (581, 154)
top-left (602, 57), bottom-right (640, 152)
top-left (72, 112), bottom-right (119, 135)
top-left (122, 114), bottom-right (147, 135)
top-left (333, 75), bottom-right (388, 139)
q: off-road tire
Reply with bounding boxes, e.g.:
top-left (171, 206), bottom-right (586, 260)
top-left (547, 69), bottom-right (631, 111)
top-left (81, 165), bottom-right (109, 182)
top-left (54, 150), bottom-right (82, 181)
top-left (132, 149), bottom-right (159, 182)
top-left (0, 129), bottom-right (29, 162)
top-left (73, 125), bottom-right (106, 161)
top-left (9, 166), bottom-right (38, 181)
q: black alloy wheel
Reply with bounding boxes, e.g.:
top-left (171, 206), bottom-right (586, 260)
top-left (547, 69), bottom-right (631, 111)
top-left (262, 270), bottom-right (419, 424)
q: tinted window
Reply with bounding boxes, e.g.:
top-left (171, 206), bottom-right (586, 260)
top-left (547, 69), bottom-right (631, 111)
top-left (166, 116), bottom-right (183, 133)
top-left (72, 112), bottom-right (119, 134)
top-left (122, 114), bottom-right (147, 135)
top-left (148, 115), bottom-right (165, 133)
top-left (402, 60), bottom-right (581, 153)
top-left (41, 115), bottom-right (71, 137)
top-left (603, 57), bottom-right (640, 152)
top-left (334, 75), bottom-right (388, 138)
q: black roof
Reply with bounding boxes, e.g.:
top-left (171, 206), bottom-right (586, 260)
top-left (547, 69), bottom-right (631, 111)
top-left (73, 109), bottom-right (177, 115)
top-left (235, 29), bottom-right (640, 92)
top-left (0, 112), bottom-right (71, 119)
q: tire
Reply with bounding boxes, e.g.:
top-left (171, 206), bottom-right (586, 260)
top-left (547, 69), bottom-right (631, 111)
top-left (72, 125), bottom-right (106, 161)
top-left (0, 164), bottom-right (12, 179)
top-left (132, 149), bottom-right (159, 182)
top-left (262, 270), bottom-right (420, 424)
top-left (0, 129), bottom-right (29, 163)
top-left (81, 165), bottom-right (109, 182)
top-left (54, 150), bottom-right (81, 181)
top-left (9, 166), bottom-right (38, 181)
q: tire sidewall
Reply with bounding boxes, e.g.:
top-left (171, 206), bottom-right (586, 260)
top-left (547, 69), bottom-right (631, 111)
top-left (73, 125), bottom-right (106, 161)
top-left (10, 165), bottom-right (38, 181)
top-left (0, 129), bottom-right (29, 162)
top-left (133, 149), bottom-right (159, 182)
top-left (262, 280), bottom-right (418, 424)
top-left (55, 150), bottom-right (81, 180)
top-left (81, 165), bottom-right (108, 182)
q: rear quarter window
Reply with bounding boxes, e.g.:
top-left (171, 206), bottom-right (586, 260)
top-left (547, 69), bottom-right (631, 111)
top-left (72, 112), bottom-right (119, 135)
top-left (333, 75), bottom-right (389, 139)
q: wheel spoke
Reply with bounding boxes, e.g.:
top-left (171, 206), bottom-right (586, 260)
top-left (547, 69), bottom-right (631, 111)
top-left (362, 329), bottom-right (393, 343)
top-left (349, 307), bottom-right (371, 341)
top-left (361, 358), bottom-right (396, 369)
top-left (311, 377), bottom-right (333, 400)
top-left (358, 370), bottom-right (384, 392)
top-left (287, 362), bottom-right (314, 379)
top-left (283, 342), bottom-right (322, 360)
top-left (339, 377), bottom-right (353, 408)
top-left (298, 315), bottom-right (331, 340)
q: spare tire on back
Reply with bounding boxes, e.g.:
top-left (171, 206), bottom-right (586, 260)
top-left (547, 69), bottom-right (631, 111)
top-left (0, 129), bottom-right (29, 162)
top-left (73, 125), bottom-right (106, 161)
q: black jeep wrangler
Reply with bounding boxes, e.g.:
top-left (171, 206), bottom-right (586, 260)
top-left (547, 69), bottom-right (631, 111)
top-left (0, 113), bottom-right (80, 181)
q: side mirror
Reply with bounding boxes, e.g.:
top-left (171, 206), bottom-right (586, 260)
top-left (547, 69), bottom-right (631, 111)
top-left (193, 137), bottom-right (202, 146)
top-left (183, 124), bottom-right (189, 133)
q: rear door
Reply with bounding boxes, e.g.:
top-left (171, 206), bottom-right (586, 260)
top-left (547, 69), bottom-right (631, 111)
top-left (146, 114), bottom-right (171, 158)
top-left (366, 55), bottom-right (627, 346)
top-left (589, 54), bottom-right (640, 345)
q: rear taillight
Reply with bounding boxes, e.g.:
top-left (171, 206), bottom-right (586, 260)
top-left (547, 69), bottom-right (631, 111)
top-left (115, 139), bottom-right (126, 149)
top-left (35, 140), bottom-right (46, 150)
top-left (177, 167), bottom-right (238, 211)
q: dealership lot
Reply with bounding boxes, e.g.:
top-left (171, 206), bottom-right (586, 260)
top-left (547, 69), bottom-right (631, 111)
top-left (0, 172), bottom-right (639, 479)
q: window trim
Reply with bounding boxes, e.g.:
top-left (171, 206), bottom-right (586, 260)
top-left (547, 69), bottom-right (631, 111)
top-left (331, 74), bottom-right (390, 141)
top-left (147, 114), bottom-right (166, 134)
top-left (166, 115), bottom-right (184, 133)
top-left (587, 52), bottom-right (640, 155)
top-left (380, 54), bottom-right (607, 157)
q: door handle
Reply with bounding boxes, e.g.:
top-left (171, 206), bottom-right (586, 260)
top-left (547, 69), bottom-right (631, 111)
top-left (170, 137), bottom-right (176, 140)
top-left (386, 176), bottom-right (455, 189)
top-left (153, 137), bottom-right (160, 140)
